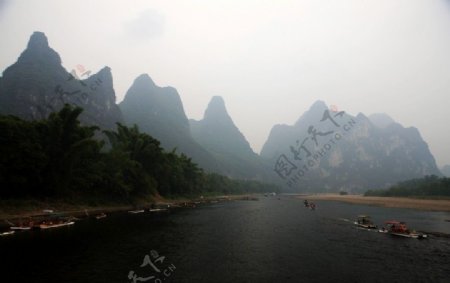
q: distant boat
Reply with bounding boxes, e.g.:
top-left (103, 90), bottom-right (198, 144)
top-left (128, 209), bottom-right (145, 214)
top-left (39, 220), bottom-right (74, 229)
top-left (95, 213), bottom-right (107, 219)
top-left (10, 219), bottom-right (34, 231)
top-left (0, 230), bottom-right (15, 236)
top-left (10, 226), bottom-right (32, 231)
top-left (149, 208), bottom-right (168, 213)
top-left (354, 215), bottom-right (377, 229)
top-left (10, 224), bottom-right (33, 231)
top-left (303, 200), bottom-right (309, 207)
top-left (379, 221), bottom-right (427, 239)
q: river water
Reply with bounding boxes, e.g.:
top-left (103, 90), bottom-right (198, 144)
top-left (1, 196), bottom-right (449, 283)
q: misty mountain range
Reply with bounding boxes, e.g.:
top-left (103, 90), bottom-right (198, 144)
top-left (0, 32), bottom-right (442, 192)
top-left (261, 101), bottom-right (441, 191)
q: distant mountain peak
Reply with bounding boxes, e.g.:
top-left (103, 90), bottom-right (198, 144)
top-left (210, 95), bottom-right (225, 106)
top-left (17, 31), bottom-right (61, 66)
top-left (295, 100), bottom-right (328, 126)
top-left (0, 31), bottom-right (123, 129)
top-left (204, 96), bottom-right (231, 122)
top-left (261, 101), bottom-right (440, 192)
top-left (120, 73), bottom-right (190, 138)
top-left (134, 73), bottom-right (156, 87)
top-left (190, 96), bottom-right (268, 179)
top-left (192, 96), bottom-right (253, 152)
top-left (95, 66), bottom-right (112, 81)
top-left (309, 100), bottom-right (327, 111)
top-left (98, 66), bottom-right (111, 74)
top-left (27, 31), bottom-right (49, 50)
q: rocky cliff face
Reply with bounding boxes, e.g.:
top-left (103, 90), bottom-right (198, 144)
top-left (120, 74), bottom-right (190, 138)
top-left (261, 101), bottom-right (441, 192)
top-left (0, 31), bottom-right (123, 129)
top-left (190, 96), bottom-right (255, 156)
top-left (119, 74), bottom-right (221, 172)
top-left (190, 96), bottom-right (273, 180)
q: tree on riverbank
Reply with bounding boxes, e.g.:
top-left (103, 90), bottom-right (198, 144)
top-left (365, 175), bottom-right (450, 197)
top-left (0, 105), bottom-right (280, 201)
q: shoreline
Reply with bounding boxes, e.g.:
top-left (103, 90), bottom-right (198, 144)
top-left (301, 194), bottom-right (450, 212)
top-left (0, 194), bottom-right (257, 223)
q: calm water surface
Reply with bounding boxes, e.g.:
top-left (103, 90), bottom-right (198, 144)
top-left (1, 196), bottom-right (449, 283)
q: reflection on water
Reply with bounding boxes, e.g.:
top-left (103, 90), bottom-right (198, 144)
top-left (1, 197), bottom-right (449, 282)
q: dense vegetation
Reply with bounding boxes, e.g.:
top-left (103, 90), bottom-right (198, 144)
top-left (364, 175), bottom-right (450, 197)
top-left (0, 105), bottom-right (279, 201)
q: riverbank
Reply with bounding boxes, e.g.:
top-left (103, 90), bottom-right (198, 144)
top-left (302, 194), bottom-right (450, 212)
top-left (0, 194), bottom-right (257, 222)
top-left (0, 199), bottom-right (131, 222)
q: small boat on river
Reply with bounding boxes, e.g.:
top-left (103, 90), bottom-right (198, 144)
top-left (39, 220), bottom-right (75, 229)
top-left (10, 219), bottom-right (34, 231)
top-left (354, 215), bottom-right (377, 229)
top-left (149, 208), bottom-right (168, 213)
top-left (0, 230), bottom-right (15, 236)
top-left (303, 200), bottom-right (309, 207)
top-left (95, 213), bottom-right (107, 219)
top-left (128, 209), bottom-right (145, 214)
top-left (10, 225), bottom-right (33, 231)
top-left (379, 221), bottom-right (427, 239)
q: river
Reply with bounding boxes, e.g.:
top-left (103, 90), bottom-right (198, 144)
top-left (1, 196), bottom-right (449, 283)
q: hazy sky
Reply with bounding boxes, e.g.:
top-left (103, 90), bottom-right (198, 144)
top-left (1, 0), bottom-right (450, 166)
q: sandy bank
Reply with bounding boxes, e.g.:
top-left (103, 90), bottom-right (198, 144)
top-left (301, 194), bottom-right (450, 212)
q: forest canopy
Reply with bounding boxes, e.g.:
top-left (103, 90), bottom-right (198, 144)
top-left (364, 175), bottom-right (450, 197)
top-left (0, 105), bottom-right (279, 201)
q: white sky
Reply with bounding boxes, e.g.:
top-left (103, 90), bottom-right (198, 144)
top-left (1, 0), bottom-right (450, 166)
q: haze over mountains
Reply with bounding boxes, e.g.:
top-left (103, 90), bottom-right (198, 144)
top-left (0, 32), bottom-right (442, 192)
top-left (261, 101), bottom-right (441, 191)
top-left (190, 96), bottom-right (272, 180)
top-left (119, 73), bottom-right (222, 173)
